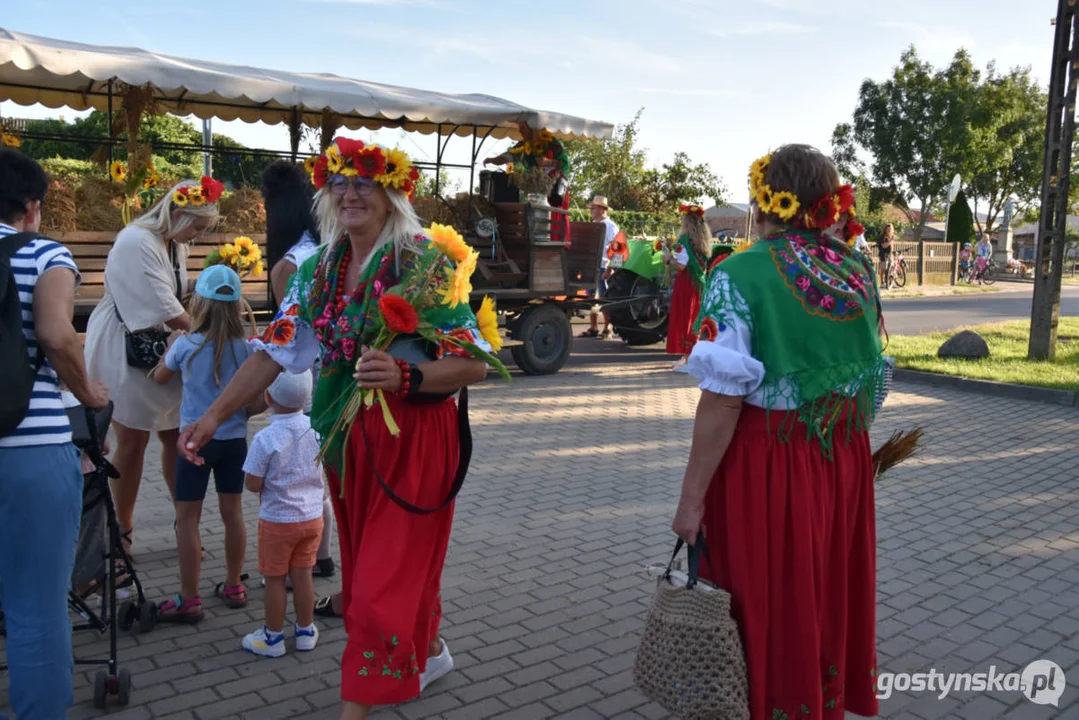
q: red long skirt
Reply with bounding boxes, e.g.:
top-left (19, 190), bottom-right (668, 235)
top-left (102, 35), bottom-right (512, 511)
top-left (699, 405), bottom-right (879, 720)
top-left (325, 395), bottom-right (459, 706)
top-left (666, 269), bottom-right (701, 355)
top-left (550, 188), bottom-right (572, 247)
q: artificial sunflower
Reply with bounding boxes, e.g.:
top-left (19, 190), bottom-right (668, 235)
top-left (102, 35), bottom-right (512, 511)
top-left (109, 161), bottom-right (127, 183)
top-left (476, 295), bottom-right (502, 352)
top-left (326, 144), bottom-right (343, 174)
top-left (771, 191), bottom-right (801, 221)
top-left (221, 243), bottom-right (237, 262)
top-left (172, 190), bottom-right (189, 207)
top-left (142, 169), bottom-right (160, 190)
top-left (427, 223), bottom-right (472, 263)
top-left (2, 133), bottom-right (22, 148)
top-left (303, 156), bottom-right (317, 175)
top-left (188, 187), bottom-right (206, 207)
top-left (439, 249), bottom-right (479, 309)
top-left (505, 162), bottom-right (515, 174)
top-left (378, 148), bottom-right (413, 188)
top-left (253, 260), bottom-right (265, 276)
top-left (755, 186), bottom-right (774, 213)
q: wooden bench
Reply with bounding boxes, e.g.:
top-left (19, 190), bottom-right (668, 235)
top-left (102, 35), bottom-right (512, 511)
top-left (55, 231), bottom-right (273, 331)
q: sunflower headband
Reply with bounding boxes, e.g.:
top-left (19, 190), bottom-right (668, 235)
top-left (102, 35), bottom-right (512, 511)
top-left (172, 176), bottom-right (225, 208)
top-left (679, 204), bottom-right (705, 217)
top-left (306, 137), bottom-right (420, 200)
top-left (749, 154), bottom-right (864, 241)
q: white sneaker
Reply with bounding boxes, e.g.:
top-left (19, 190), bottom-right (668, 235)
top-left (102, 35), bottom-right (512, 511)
top-left (242, 626), bottom-right (286, 658)
top-left (295, 622), bottom-right (319, 652)
top-left (419, 639), bottom-right (454, 691)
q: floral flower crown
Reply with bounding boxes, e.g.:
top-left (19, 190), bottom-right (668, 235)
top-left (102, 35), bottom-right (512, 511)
top-left (679, 204), bottom-right (705, 217)
top-left (749, 154), bottom-right (864, 241)
top-left (306, 137), bottom-right (421, 200)
top-left (172, 176), bottom-right (225, 208)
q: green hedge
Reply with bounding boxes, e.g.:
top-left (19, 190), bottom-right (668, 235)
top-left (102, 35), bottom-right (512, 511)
top-left (568, 208), bottom-right (679, 236)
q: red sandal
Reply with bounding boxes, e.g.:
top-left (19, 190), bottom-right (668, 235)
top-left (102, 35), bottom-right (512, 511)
top-left (157, 594), bottom-right (203, 624)
top-left (215, 581), bottom-right (248, 609)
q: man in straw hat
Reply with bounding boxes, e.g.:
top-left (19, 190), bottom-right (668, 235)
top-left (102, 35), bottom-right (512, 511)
top-left (581, 195), bottom-right (619, 339)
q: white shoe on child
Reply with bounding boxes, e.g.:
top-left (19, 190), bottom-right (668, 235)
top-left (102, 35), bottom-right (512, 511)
top-left (295, 622), bottom-right (319, 652)
top-left (242, 626), bottom-right (286, 658)
top-left (419, 639), bottom-right (454, 692)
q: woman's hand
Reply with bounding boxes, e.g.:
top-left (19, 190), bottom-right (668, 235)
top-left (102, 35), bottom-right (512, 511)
top-left (672, 496), bottom-right (705, 546)
top-left (353, 348), bottom-right (403, 392)
top-left (177, 415), bottom-right (221, 466)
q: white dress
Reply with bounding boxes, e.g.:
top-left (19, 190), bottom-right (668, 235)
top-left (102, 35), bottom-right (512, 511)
top-left (84, 226), bottom-right (189, 431)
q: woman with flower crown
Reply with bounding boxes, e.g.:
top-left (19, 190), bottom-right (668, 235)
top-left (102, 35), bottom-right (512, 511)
top-left (85, 177), bottom-right (223, 559)
top-left (671, 145), bottom-right (884, 720)
top-left (178, 137), bottom-right (501, 718)
top-left (663, 204), bottom-right (712, 366)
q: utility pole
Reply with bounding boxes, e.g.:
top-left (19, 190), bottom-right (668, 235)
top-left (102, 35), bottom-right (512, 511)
top-left (1029, 0), bottom-right (1076, 360)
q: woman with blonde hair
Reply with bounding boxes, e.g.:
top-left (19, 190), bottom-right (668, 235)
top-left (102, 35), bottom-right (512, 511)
top-left (84, 177), bottom-right (224, 558)
top-left (664, 204), bottom-right (712, 364)
top-left (178, 137), bottom-right (494, 718)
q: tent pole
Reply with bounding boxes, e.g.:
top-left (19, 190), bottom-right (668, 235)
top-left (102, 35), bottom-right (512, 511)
top-left (202, 119), bottom-right (213, 177)
top-left (435, 123), bottom-right (443, 197)
top-left (107, 79), bottom-right (114, 167)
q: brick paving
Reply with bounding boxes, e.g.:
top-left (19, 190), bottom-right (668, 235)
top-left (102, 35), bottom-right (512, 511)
top-left (2, 343), bottom-right (1078, 719)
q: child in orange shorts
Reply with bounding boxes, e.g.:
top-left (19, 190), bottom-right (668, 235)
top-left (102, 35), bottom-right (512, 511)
top-left (241, 371), bottom-right (324, 657)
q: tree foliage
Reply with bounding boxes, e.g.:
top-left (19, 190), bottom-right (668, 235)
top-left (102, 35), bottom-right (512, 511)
top-left (833, 46), bottom-right (1045, 242)
top-left (563, 108), bottom-right (726, 212)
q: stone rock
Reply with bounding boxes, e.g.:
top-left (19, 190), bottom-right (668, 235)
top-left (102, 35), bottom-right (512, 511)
top-left (937, 330), bottom-right (991, 359)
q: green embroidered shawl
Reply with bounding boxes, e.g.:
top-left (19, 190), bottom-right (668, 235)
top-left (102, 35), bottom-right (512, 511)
top-left (675, 234), bottom-right (708, 294)
top-left (699, 229), bottom-right (886, 453)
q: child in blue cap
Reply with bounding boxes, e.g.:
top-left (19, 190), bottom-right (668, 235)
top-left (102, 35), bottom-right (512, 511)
top-left (152, 264), bottom-right (254, 622)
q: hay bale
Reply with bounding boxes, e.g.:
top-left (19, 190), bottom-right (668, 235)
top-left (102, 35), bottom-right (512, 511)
top-left (75, 177), bottom-right (127, 232)
top-left (218, 188), bottom-right (266, 234)
top-left (413, 196), bottom-right (456, 228)
top-left (39, 178), bottom-right (78, 234)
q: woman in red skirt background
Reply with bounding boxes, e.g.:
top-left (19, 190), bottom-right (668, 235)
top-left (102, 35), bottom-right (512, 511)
top-left (664, 204), bottom-right (711, 366)
top-left (672, 144), bottom-right (884, 720)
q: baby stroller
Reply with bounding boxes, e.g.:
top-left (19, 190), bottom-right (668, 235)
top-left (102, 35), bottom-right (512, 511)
top-left (66, 401), bottom-right (157, 710)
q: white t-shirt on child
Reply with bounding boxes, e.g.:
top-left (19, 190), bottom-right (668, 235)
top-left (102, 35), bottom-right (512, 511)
top-left (242, 411), bottom-right (323, 523)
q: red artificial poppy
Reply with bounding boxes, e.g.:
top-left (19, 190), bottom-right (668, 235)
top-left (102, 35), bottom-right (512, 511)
top-left (409, 167), bottom-right (420, 181)
top-left (312, 155), bottom-right (330, 189)
top-left (263, 318), bottom-right (296, 346)
top-left (845, 219), bottom-right (865, 241)
top-left (379, 294), bottom-right (419, 334)
top-left (355, 147), bottom-right (387, 178)
top-left (335, 137), bottom-right (364, 157)
top-left (699, 317), bottom-right (719, 342)
top-left (805, 195), bottom-right (839, 229)
top-left (403, 180), bottom-right (416, 199)
top-left (835, 184), bottom-right (856, 214)
top-left (200, 176), bottom-right (225, 204)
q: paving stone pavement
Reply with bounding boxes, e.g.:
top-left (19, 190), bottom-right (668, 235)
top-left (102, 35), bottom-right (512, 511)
top-left (2, 345), bottom-right (1078, 719)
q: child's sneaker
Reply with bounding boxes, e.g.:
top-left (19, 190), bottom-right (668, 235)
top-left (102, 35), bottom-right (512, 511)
top-left (295, 622), bottom-right (319, 651)
top-left (242, 626), bottom-right (286, 658)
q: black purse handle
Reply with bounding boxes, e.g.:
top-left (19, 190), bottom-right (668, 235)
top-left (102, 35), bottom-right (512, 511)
top-left (356, 387), bottom-right (472, 515)
top-left (664, 531), bottom-right (714, 590)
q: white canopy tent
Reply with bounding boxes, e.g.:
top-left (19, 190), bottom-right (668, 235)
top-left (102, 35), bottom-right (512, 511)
top-left (0, 28), bottom-right (613, 143)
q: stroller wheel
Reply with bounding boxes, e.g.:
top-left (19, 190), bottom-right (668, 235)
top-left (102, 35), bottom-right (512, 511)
top-left (93, 669), bottom-right (108, 709)
top-left (136, 601), bottom-right (158, 635)
top-left (117, 668), bottom-right (132, 706)
top-left (118, 600), bottom-right (136, 632)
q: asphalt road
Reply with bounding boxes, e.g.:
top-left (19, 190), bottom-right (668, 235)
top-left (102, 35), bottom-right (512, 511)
top-left (881, 283), bottom-right (1079, 334)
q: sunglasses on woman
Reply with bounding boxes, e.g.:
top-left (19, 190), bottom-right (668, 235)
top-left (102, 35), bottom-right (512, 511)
top-left (328, 176), bottom-right (377, 197)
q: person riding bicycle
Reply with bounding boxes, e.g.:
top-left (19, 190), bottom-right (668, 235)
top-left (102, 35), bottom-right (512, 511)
top-left (958, 242), bottom-right (973, 281)
top-left (878, 223), bottom-right (896, 289)
top-left (973, 232), bottom-right (993, 284)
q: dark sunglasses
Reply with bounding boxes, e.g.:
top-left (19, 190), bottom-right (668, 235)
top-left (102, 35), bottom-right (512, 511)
top-left (328, 175), bottom-right (377, 197)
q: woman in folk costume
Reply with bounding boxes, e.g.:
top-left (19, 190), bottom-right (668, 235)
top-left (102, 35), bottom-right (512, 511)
top-left (672, 144), bottom-right (883, 720)
top-left (664, 204), bottom-right (711, 364)
top-left (178, 137), bottom-right (503, 719)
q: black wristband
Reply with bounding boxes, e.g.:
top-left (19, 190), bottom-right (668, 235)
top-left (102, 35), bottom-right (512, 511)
top-left (407, 364), bottom-right (424, 397)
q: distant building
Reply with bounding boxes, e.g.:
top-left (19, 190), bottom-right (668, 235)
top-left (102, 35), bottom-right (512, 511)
top-left (705, 203), bottom-right (749, 239)
top-left (1011, 217), bottom-right (1079, 262)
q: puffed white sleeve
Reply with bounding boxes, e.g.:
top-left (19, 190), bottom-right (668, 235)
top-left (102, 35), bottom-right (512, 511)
top-left (674, 270), bottom-right (765, 397)
top-left (673, 244), bottom-right (690, 265)
top-left (247, 270), bottom-right (321, 374)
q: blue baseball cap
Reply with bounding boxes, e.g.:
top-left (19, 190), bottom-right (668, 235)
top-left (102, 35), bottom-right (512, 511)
top-left (195, 265), bottom-right (243, 302)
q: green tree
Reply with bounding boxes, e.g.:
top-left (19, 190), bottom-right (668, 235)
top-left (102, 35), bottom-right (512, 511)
top-left (946, 189), bottom-right (976, 245)
top-left (833, 47), bottom-right (980, 242)
top-left (564, 108), bottom-right (724, 212)
top-left (965, 65), bottom-right (1045, 233)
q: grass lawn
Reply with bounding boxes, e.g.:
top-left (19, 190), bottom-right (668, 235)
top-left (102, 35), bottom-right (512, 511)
top-left (887, 317), bottom-right (1079, 392)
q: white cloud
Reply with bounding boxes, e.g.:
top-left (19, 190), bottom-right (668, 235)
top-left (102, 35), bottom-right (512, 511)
top-left (711, 20), bottom-right (814, 37)
top-left (875, 20), bottom-right (977, 62)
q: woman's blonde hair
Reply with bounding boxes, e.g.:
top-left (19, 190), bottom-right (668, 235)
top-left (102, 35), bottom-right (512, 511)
top-left (186, 293), bottom-right (246, 387)
top-left (312, 185), bottom-right (425, 274)
top-left (680, 213), bottom-right (712, 259)
top-left (130, 180), bottom-right (220, 240)
top-left (883, 223), bottom-right (895, 241)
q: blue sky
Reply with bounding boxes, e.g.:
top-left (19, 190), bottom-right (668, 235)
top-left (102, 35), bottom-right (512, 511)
top-left (0, 0), bottom-right (1059, 203)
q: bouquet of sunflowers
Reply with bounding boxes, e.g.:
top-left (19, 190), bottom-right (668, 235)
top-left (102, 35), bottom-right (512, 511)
top-left (317, 224), bottom-right (509, 462)
top-left (202, 236), bottom-right (265, 279)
